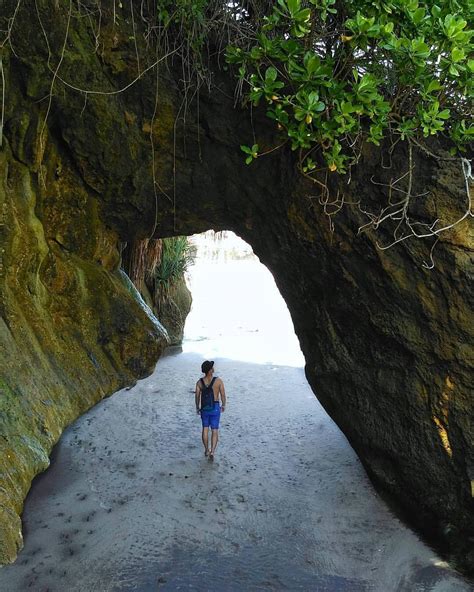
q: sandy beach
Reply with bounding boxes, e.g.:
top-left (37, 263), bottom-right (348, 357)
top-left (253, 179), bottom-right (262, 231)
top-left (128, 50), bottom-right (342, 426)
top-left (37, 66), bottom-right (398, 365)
top-left (0, 349), bottom-right (471, 592)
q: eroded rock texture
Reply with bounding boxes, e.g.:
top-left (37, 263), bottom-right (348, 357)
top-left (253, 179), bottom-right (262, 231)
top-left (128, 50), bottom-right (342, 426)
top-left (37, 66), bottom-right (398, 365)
top-left (0, 0), bottom-right (472, 572)
top-left (154, 276), bottom-right (192, 346)
top-left (0, 2), bottom-right (171, 562)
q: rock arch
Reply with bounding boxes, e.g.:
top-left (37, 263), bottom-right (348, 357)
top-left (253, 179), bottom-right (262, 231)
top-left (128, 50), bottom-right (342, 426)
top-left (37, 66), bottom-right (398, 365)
top-left (0, 0), bottom-right (472, 572)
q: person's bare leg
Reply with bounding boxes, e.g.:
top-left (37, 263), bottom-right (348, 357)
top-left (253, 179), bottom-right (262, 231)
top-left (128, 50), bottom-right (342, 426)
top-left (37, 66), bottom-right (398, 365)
top-left (202, 427), bottom-right (209, 455)
top-left (210, 429), bottom-right (219, 457)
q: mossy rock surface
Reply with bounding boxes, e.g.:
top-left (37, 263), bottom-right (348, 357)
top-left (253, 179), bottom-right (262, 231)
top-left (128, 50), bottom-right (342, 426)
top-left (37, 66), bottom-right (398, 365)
top-left (0, 69), bottom-right (168, 561)
top-left (156, 276), bottom-right (193, 346)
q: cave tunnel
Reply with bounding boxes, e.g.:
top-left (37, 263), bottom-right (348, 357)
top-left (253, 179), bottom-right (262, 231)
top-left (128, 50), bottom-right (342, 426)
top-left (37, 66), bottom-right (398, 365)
top-left (1, 231), bottom-right (471, 590)
top-left (0, 0), bottom-right (472, 585)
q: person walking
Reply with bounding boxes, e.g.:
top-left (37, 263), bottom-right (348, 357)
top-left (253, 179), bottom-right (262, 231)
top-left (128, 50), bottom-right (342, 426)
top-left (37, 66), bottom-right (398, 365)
top-left (195, 360), bottom-right (226, 461)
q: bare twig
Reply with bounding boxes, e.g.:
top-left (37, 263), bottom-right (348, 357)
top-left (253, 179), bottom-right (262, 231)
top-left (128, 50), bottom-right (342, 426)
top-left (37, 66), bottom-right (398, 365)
top-left (49, 46), bottom-right (182, 97)
top-left (422, 238), bottom-right (440, 270)
top-left (130, 0), bottom-right (141, 76)
top-left (85, 1), bottom-right (102, 53)
top-left (357, 147), bottom-right (473, 261)
top-left (0, 55), bottom-right (4, 148)
top-left (149, 51), bottom-right (173, 240)
top-left (410, 136), bottom-right (460, 162)
top-left (36, 0), bottom-right (73, 186)
top-left (257, 139), bottom-right (288, 158)
top-left (319, 189), bottom-right (345, 232)
top-left (0, 0), bottom-right (23, 55)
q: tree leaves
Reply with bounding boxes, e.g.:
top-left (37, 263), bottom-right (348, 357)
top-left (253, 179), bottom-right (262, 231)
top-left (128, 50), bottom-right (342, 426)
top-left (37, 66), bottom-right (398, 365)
top-left (227, 0), bottom-right (473, 171)
top-left (240, 144), bottom-right (259, 164)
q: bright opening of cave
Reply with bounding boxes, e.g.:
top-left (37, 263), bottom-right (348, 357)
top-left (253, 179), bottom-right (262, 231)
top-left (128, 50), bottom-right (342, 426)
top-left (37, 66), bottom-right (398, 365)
top-left (183, 231), bottom-right (305, 367)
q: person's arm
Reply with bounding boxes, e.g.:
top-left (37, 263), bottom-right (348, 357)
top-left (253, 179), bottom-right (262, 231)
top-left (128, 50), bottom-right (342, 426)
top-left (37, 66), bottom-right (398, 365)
top-left (219, 380), bottom-right (226, 412)
top-left (195, 381), bottom-right (201, 414)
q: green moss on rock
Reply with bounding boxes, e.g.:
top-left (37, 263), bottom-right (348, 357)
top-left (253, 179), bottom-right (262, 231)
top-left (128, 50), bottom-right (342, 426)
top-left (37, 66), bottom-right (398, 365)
top-left (156, 275), bottom-right (192, 346)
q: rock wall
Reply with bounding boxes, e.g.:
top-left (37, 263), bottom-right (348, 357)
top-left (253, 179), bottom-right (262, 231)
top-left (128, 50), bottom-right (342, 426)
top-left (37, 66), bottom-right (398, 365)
top-left (134, 274), bottom-right (192, 346)
top-left (0, 0), bottom-right (472, 573)
top-left (0, 8), bottom-right (170, 560)
top-left (154, 276), bottom-right (193, 346)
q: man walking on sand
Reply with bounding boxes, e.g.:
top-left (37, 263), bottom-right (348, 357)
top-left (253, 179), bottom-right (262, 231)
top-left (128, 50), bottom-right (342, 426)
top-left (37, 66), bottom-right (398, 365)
top-left (195, 360), bottom-right (226, 461)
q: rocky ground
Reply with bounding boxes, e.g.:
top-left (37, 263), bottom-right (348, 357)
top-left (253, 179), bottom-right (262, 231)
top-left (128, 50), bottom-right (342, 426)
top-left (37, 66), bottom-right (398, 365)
top-left (0, 350), bottom-right (471, 591)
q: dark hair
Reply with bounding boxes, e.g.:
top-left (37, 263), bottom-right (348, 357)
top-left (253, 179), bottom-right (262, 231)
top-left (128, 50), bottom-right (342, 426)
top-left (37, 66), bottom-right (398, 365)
top-left (201, 360), bottom-right (214, 374)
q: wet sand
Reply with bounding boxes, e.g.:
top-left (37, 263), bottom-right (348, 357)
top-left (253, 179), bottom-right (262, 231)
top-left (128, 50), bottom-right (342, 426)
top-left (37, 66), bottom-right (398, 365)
top-left (0, 351), bottom-right (471, 591)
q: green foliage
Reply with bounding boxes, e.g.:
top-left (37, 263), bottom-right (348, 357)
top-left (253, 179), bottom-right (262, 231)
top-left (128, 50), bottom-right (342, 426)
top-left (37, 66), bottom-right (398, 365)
top-left (153, 236), bottom-right (195, 301)
top-left (154, 0), bottom-right (213, 75)
top-left (240, 143), bottom-right (259, 164)
top-left (226, 0), bottom-right (474, 173)
top-left (157, 0), bottom-right (208, 30)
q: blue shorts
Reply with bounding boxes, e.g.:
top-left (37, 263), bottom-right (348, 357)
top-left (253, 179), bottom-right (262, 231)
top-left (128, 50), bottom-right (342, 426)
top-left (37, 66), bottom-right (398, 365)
top-left (201, 403), bottom-right (221, 429)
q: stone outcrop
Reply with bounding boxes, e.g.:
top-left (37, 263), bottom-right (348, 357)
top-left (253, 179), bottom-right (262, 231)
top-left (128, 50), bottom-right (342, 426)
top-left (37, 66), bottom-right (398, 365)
top-left (154, 276), bottom-right (193, 346)
top-left (120, 238), bottom-right (192, 346)
top-left (0, 3), bottom-right (171, 561)
top-left (0, 0), bottom-right (472, 573)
